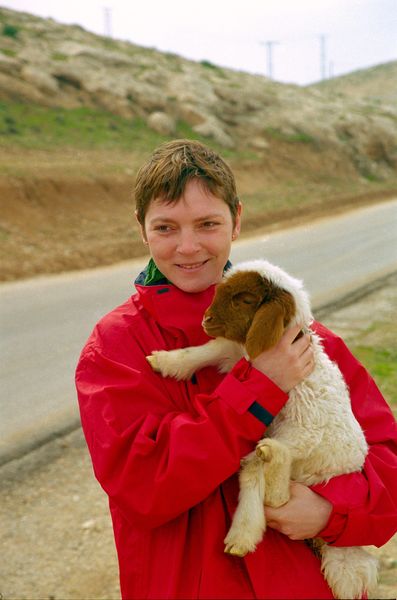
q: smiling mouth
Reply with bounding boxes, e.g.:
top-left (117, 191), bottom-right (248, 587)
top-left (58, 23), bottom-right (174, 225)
top-left (176, 260), bottom-right (209, 271)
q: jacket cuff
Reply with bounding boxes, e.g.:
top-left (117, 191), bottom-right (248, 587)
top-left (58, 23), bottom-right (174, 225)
top-left (215, 358), bottom-right (288, 425)
top-left (315, 509), bottom-right (348, 543)
top-left (312, 471), bottom-right (369, 543)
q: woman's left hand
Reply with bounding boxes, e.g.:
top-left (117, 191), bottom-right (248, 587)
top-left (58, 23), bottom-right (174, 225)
top-left (264, 482), bottom-right (332, 540)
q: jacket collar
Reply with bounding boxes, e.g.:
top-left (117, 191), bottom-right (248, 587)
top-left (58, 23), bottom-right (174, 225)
top-left (135, 282), bottom-right (215, 346)
top-left (134, 260), bottom-right (232, 345)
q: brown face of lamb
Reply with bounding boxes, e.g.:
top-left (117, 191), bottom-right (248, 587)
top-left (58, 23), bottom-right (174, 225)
top-left (202, 270), bottom-right (296, 359)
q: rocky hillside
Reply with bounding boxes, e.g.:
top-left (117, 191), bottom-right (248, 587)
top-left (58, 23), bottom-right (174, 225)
top-left (0, 6), bottom-right (396, 181)
top-left (310, 61), bottom-right (397, 107)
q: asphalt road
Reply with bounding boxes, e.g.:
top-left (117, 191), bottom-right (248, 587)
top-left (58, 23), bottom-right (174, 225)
top-left (1, 199), bottom-right (396, 464)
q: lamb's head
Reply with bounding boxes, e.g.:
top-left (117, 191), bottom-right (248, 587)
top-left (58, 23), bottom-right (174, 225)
top-left (202, 260), bottom-right (313, 359)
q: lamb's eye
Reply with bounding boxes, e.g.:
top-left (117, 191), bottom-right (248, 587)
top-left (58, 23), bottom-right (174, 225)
top-left (232, 292), bottom-right (258, 306)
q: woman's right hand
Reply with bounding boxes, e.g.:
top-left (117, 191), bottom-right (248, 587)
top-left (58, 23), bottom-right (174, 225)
top-left (251, 324), bottom-right (314, 393)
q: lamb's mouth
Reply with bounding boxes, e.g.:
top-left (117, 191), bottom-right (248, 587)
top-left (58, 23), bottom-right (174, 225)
top-left (203, 324), bottom-right (224, 337)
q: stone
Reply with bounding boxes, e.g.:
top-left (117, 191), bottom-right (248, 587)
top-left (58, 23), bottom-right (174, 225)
top-left (21, 66), bottom-right (59, 94)
top-left (250, 137), bottom-right (270, 150)
top-left (193, 118), bottom-right (235, 148)
top-left (147, 112), bottom-right (176, 135)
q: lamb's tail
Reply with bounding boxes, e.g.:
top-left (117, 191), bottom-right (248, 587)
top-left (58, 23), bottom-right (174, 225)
top-left (316, 540), bottom-right (378, 599)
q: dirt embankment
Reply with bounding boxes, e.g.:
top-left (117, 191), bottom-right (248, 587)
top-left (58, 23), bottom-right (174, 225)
top-left (1, 144), bottom-right (396, 282)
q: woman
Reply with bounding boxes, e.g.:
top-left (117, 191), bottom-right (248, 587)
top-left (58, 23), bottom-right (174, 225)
top-left (76, 139), bottom-right (397, 599)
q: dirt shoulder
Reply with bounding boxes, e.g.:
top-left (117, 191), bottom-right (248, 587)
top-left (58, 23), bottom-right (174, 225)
top-left (1, 144), bottom-right (396, 281)
top-left (1, 278), bottom-right (396, 600)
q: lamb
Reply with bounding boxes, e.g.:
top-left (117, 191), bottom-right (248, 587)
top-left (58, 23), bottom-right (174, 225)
top-left (147, 259), bottom-right (378, 600)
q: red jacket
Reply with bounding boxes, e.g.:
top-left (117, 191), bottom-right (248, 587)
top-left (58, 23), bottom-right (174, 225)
top-left (75, 280), bottom-right (397, 600)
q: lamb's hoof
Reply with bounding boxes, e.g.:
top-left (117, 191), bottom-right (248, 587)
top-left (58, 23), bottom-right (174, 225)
top-left (146, 354), bottom-right (160, 371)
top-left (256, 444), bottom-right (272, 462)
top-left (146, 350), bottom-right (190, 379)
top-left (224, 543), bottom-right (248, 557)
top-left (146, 351), bottom-right (177, 376)
top-left (256, 438), bottom-right (291, 465)
top-left (224, 529), bottom-right (257, 557)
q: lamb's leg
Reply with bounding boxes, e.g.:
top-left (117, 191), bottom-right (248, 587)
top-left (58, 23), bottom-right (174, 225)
top-left (147, 338), bottom-right (242, 380)
top-left (256, 438), bottom-right (292, 507)
top-left (318, 542), bottom-right (378, 599)
top-left (224, 452), bottom-right (266, 557)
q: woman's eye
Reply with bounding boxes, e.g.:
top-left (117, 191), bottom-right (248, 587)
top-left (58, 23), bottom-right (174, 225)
top-left (201, 221), bottom-right (219, 229)
top-left (155, 225), bottom-right (172, 233)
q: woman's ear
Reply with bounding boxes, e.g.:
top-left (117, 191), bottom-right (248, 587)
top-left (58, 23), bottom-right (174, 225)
top-left (232, 202), bottom-right (242, 240)
top-left (135, 210), bottom-right (148, 244)
top-left (245, 301), bottom-right (285, 359)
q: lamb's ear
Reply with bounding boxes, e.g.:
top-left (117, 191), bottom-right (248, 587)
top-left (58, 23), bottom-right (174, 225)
top-left (245, 301), bottom-right (286, 359)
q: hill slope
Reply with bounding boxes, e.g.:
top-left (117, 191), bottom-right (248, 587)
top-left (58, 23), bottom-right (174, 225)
top-left (310, 61), bottom-right (397, 107)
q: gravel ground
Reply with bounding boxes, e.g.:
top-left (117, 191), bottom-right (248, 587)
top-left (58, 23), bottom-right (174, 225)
top-left (1, 278), bottom-right (396, 600)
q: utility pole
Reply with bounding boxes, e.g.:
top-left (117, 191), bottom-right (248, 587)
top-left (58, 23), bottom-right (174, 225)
top-left (103, 6), bottom-right (112, 38)
top-left (261, 40), bottom-right (279, 79)
top-left (320, 34), bottom-right (327, 80)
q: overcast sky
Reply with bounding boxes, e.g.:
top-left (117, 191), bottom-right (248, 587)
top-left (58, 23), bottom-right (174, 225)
top-left (2, 0), bottom-right (396, 85)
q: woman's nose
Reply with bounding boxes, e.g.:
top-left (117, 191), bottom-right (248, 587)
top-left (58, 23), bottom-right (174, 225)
top-left (176, 231), bottom-right (201, 254)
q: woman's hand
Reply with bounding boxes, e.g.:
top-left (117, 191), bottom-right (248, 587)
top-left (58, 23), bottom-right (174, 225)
top-left (265, 482), bottom-right (332, 540)
top-left (251, 324), bottom-right (314, 393)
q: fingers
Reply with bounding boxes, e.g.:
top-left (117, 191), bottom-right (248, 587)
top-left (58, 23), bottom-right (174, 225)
top-left (299, 336), bottom-right (313, 358)
top-left (299, 337), bottom-right (314, 373)
top-left (283, 326), bottom-right (315, 378)
top-left (283, 324), bottom-right (303, 344)
top-left (264, 505), bottom-right (278, 522)
top-left (302, 357), bottom-right (315, 378)
top-left (283, 327), bottom-right (312, 355)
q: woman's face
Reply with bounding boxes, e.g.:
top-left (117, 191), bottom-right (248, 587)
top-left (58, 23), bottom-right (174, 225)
top-left (140, 178), bottom-right (241, 293)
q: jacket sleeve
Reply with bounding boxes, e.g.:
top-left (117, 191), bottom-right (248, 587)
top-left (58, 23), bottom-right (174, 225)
top-left (75, 333), bottom-right (287, 530)
top-left (311, 322), bottom-right (397, 547)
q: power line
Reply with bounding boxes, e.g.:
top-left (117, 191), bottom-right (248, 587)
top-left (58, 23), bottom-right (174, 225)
top-left (260, 40), bottom-right (279, 79)
top-left (320, 34), bottom-right (327, 80)
top-left (103, 6), bottom-right (112, 38)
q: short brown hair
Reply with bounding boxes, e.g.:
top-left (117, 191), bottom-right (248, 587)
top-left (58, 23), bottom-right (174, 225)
top-left (134, 139), bottom-right (239, 225)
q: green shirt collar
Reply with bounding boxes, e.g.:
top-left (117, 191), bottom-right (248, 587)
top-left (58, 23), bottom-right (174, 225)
top-left (142, 258), bottom-right (169, 285)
